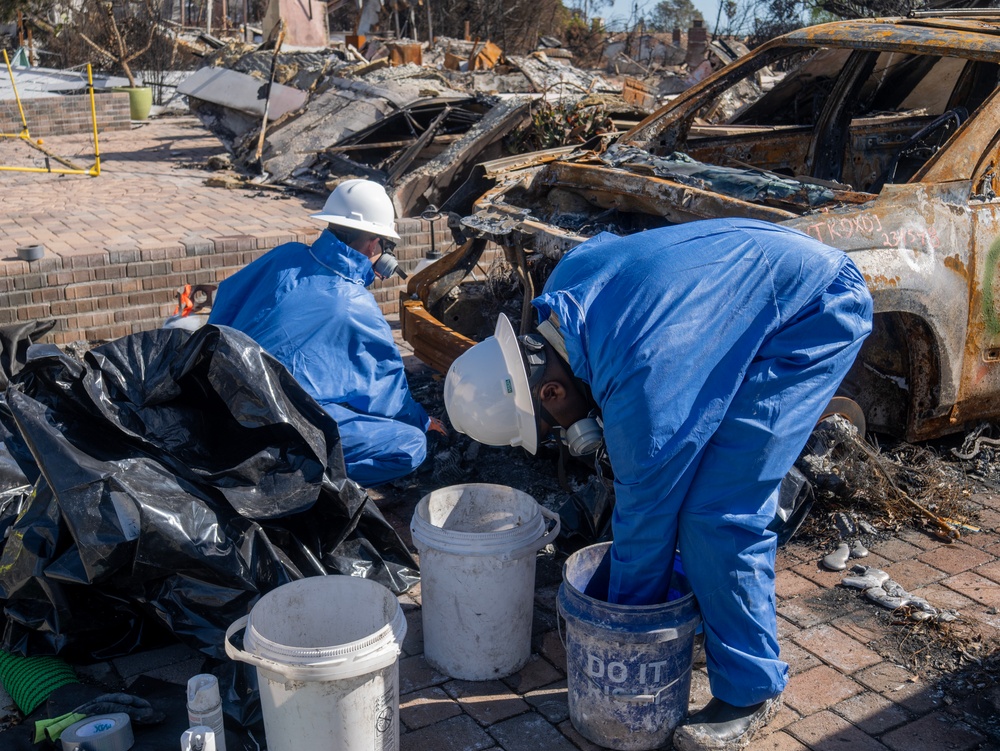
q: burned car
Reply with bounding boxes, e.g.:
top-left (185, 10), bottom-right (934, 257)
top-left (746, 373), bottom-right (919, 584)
top-left (402, 12), bottom-right (1000, 442)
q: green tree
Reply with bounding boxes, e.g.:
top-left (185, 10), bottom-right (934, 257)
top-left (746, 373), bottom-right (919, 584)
top-left (649, 0), bottom-right (701, 32)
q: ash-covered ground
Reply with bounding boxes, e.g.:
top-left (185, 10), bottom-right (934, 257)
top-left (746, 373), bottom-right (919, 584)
top-left (375, 362), bottom-right (1000, 718)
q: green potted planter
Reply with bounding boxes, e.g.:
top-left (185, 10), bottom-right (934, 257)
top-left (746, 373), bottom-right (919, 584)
top-left (114, 86), bottom-right (153, 121)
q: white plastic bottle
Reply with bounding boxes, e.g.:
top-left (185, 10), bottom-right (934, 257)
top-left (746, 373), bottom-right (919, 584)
top-left (186, 675), bottom-right (227, 751)
top-left (181, 725), bottom-right (217, 751)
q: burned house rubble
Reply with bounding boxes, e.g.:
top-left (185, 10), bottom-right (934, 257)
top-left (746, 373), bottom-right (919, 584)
top-left (403, 13), bottom-right (1000, 454)
top-left (179, 37), bottom-right (629, 216)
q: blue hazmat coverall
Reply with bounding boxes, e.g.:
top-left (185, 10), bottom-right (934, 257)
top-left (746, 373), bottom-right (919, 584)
top-left (532, 217), bottom-right (873, 706)
top-left (208, 229), bottom-right (430, 486)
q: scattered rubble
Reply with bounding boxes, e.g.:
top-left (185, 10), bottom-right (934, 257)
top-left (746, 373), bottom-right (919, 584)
top-left (821, 542), bottom-right (850, 571)
top-left (797, 416), bottom-right (977, 543)
top-left (175, 31), bottom-right (706, 215)
top-left (842, 564), bottom-right (959, 624)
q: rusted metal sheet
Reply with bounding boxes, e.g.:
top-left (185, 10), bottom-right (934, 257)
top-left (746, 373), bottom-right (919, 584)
top-left (540, 161), bottom-right (800, 222)
top-left (387, 43), bottom-right (423, 67)
top-left (480, 145), bottom-right (589, 177)
top-left (400, 237), bottom-right (494, 372)
top-left (401, 299), bottom-right (475, 375)
top-left (471, 41), bottom-right (504, 71)
top-left (789, 19), bottom-right (1000, 60)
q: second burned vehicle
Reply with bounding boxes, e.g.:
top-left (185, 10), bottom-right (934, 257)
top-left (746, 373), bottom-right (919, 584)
top-left (403, 11), bottom-right (1000, 442)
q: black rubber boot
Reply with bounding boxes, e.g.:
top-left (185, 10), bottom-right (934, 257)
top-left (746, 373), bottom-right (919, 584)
top-left (672, 695), bottom-right (782, 751)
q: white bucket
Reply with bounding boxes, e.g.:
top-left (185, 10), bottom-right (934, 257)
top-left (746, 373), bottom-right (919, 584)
top-left (224, 576), bottom-right (406, 751)
top-left (410, 483), bottom-right (560, 680)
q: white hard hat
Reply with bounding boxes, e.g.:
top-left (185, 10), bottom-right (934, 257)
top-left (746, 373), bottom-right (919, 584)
top-left (310, 179), bottom-right (401, 240)
top-left (444, 315), bottom-right (538, 454)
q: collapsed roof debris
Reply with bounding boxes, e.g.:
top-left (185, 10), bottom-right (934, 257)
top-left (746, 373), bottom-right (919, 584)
top-left (179, 37), bottom-right (637, 215)
top-left (178, 65), bottom-right (310, 150)
top-left (391, 96), bottom-right (532, 216)
top-left (245, 63), bottom-right (467, 181)
top-left (506, 51), bottom-right (618, 98)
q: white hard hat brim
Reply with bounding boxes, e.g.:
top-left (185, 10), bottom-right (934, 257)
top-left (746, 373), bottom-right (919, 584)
top-left (494, 314), bottom-right (538, 455)
top-left (310, 213), bottom-right (401, 241)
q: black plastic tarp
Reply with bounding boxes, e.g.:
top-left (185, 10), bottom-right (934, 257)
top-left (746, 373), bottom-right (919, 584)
top-left (0, 325), bottom-right (418, 661)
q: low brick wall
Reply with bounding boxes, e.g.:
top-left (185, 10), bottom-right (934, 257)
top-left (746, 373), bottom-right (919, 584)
top-left (0, 93), bottom-right (132, 138)
top-left (0, 217), bottom-right (499, 346)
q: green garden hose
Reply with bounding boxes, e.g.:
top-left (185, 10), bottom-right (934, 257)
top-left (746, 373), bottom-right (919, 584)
top-left (0, 650), bottom-right (79, 715)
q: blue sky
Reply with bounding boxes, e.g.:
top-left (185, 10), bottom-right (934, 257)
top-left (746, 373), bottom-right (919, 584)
top-left (604, 0), bottom-right (723, 30)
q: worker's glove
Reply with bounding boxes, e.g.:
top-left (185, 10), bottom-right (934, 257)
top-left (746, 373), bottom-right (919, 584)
top-left (34, 692), bottom-right (165, 743)
top-left (428, 416), bottom-right (449, 437)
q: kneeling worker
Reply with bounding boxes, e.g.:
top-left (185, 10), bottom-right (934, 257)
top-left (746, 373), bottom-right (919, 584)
top-left (209, 179), bottom-right (443, 487)
top-left (443, 218), bottom-right (872, 749)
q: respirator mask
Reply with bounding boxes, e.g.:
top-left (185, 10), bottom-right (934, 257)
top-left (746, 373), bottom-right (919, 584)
top-left (520, 332), bottom-right (604, 457)
top-left (561, 411), bottom-right (604, 457)
top-left (372, 239), bottom-right (407, 281)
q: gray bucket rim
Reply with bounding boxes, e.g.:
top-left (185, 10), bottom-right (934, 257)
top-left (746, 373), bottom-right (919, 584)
top-left (560, 541), bottom-right (698, 615)
top-left (226, 576), bottom-right (406, 681)
top-left (410, 482), bottom-right (553, 556)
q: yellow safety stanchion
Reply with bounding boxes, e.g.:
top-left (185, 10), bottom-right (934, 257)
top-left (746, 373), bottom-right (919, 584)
top-left (0, 52), bottom-right (102, 176)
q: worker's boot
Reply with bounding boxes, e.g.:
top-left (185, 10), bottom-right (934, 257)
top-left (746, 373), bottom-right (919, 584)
top-left (671, 695), bottom-right (782, 751)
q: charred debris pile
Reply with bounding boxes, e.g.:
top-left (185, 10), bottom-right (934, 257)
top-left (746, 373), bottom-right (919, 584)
top-left (177, 35), bottom-right (652, 217)
top-left (176, 29), bottom-right (770, 219)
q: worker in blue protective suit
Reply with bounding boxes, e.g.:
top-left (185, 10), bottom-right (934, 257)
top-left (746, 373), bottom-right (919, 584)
top-left (208, 179), bottom-right (444, 487)
top-left (442, 217), bottom-right (873, 750)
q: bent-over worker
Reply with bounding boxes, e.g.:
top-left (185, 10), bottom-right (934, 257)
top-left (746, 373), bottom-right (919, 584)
top-left (209, 179), bottom-right (443, 486)
top-left (443, 218), bottom-right (873, 749)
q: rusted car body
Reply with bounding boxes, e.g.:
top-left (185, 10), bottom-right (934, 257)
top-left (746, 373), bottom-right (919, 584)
top-left (402, 13), bottom-right (1000, 441)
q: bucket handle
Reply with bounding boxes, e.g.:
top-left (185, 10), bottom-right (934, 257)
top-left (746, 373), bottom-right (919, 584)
top-left (502, 506), bottom-right (561, 561)
top-left (225, 616), bottom-right (352, 677)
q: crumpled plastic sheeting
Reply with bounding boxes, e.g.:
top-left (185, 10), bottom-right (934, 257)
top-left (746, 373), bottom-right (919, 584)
top-left (0, 325), bottom-right (419, 661)
top-left (601, 146), bottom-right (837, 207)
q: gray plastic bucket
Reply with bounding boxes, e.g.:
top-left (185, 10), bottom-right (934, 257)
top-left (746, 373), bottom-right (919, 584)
top-left (557, 542), bottom-right (700, 751)
top-left (411, 483), bottom-right (560, 680)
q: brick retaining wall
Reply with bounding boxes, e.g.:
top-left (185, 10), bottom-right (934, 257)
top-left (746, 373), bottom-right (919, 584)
top-left (0, 93), bottom-right (132, 138)
top-left (0, 217), bottom-right (499, 347)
